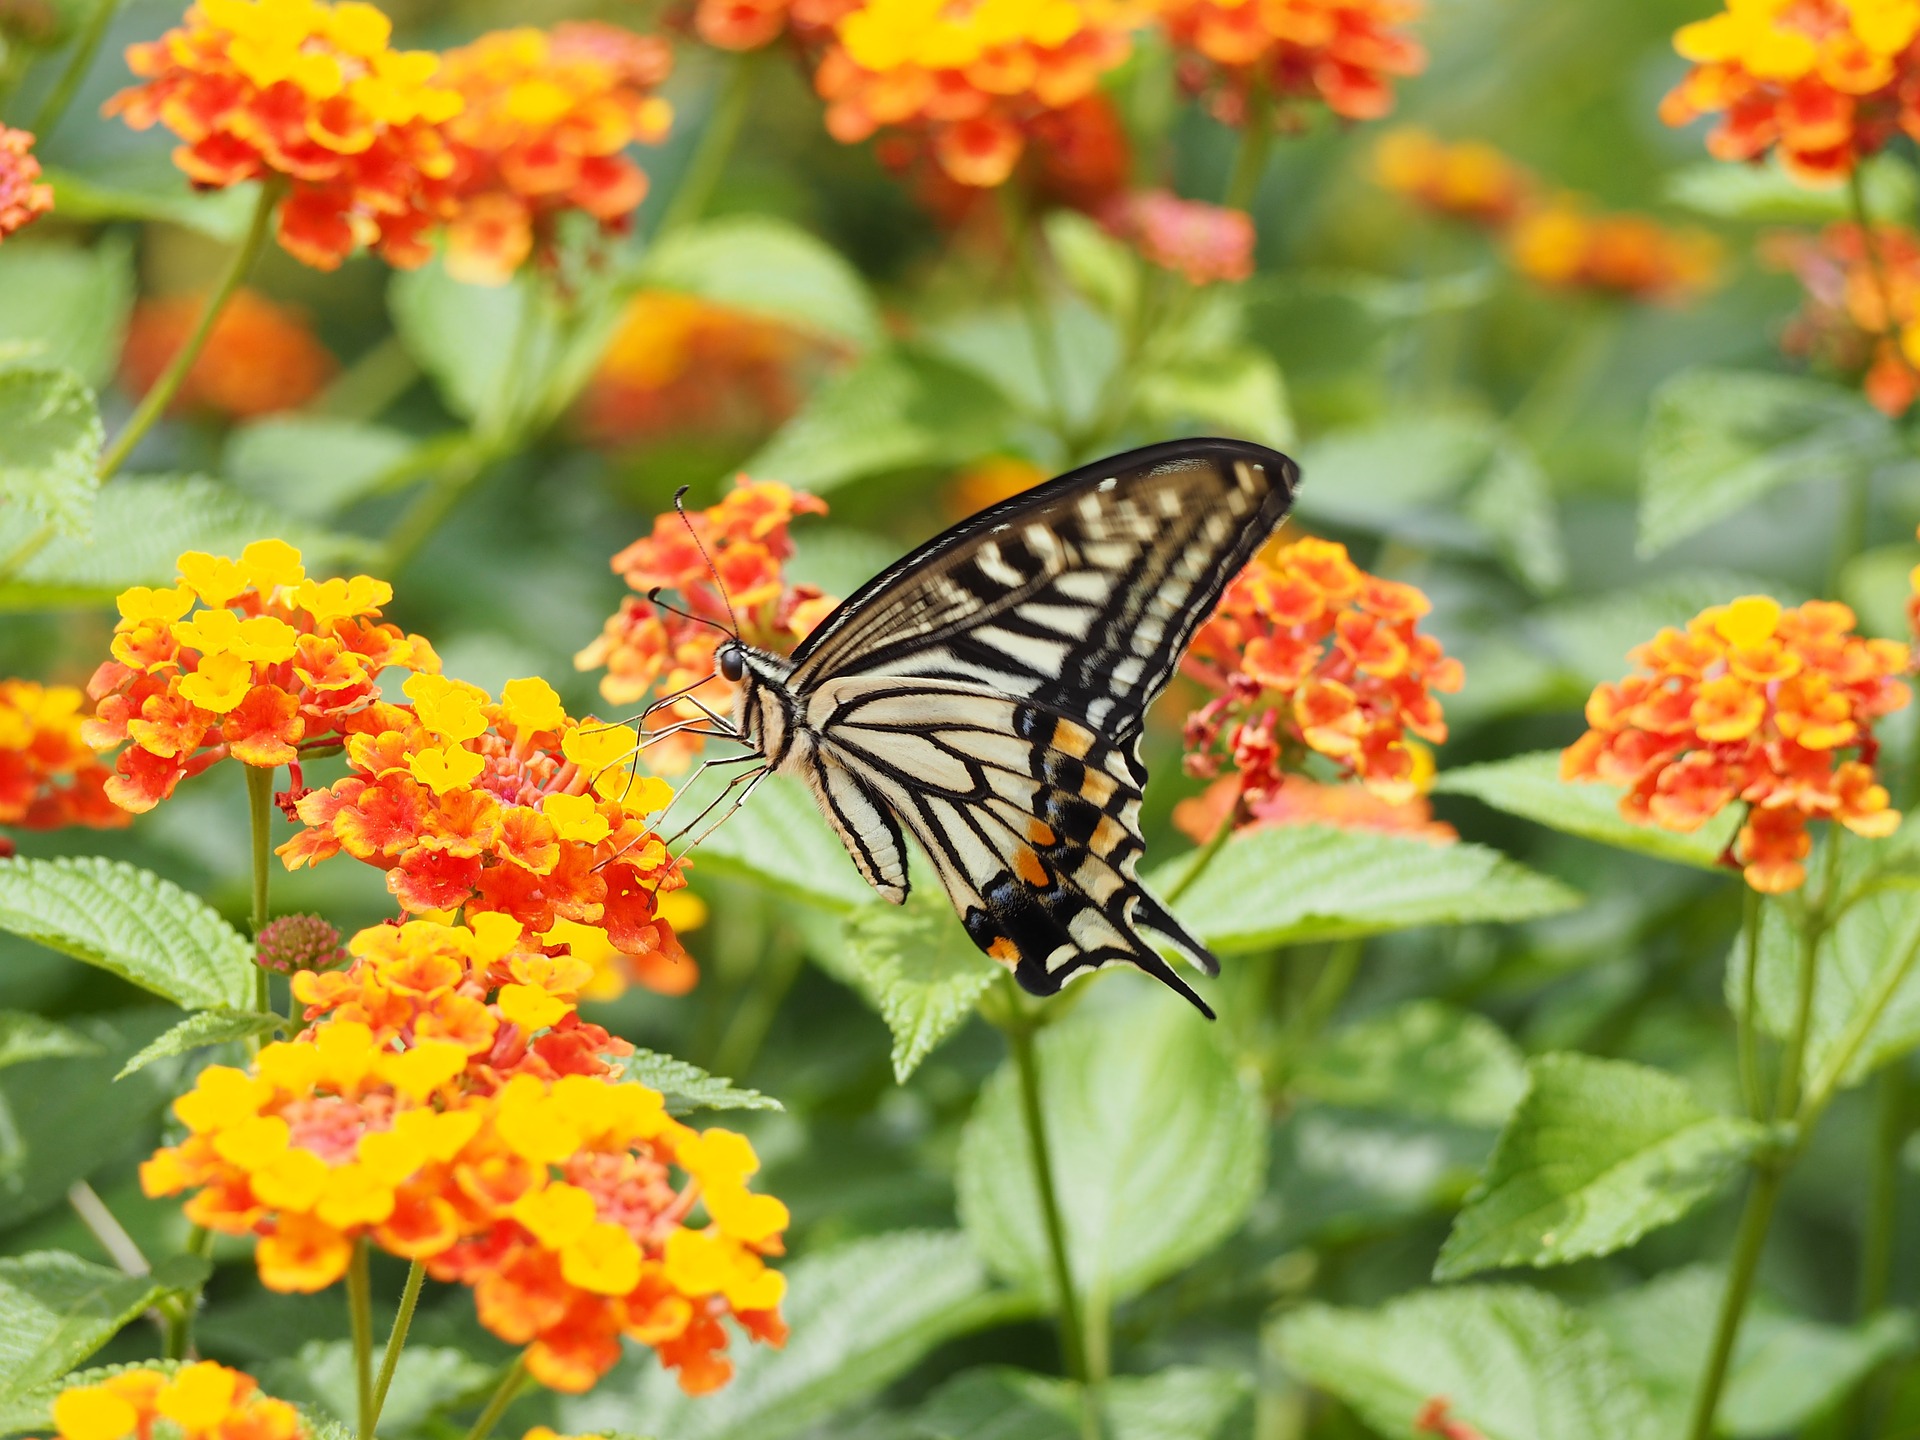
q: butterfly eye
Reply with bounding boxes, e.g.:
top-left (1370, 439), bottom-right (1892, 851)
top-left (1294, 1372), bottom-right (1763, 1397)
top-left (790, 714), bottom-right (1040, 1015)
top-left (718, 644), bottom-right (746, 683)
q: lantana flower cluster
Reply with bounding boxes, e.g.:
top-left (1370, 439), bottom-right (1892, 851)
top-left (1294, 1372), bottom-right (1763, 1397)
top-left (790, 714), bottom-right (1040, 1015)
top-left (120, 289), bottom-right (336, 419)
top-left (1173, 769), bottom-right (1455, 843)
top-left (280, 674), bottom-right (699, 993)
top-left (142, 913), bottom-right (788, 1393)
top-left (1372, 126), bottom-right (1532, 227)
top-left (0, 124), bottom-right (53, 240)
top-left (814, 0), bottom-right (1148, 189)
top-left (1660, 0), bottom-right (1920, 181)
top-left (576, 477), bottom-right (834, 771)
top-left (1561, 595), bottom-right (1909, 892)
top-left (686, 0), bottom-right (845, 51)
top-left (84, 543), bottom-right (440, 814)
top-left (1764, 221), bottom-right (1920, 415)
top-left (437, 24), bottom-right (673, 285)
top-left (1182, 535), bottom-right (1463, 810)
top-left (1099, 189), bottom-right (1255, 284)
top-left (48, 1363), bottom-right (306, 1440)
top-left (106, 0), bottom-right (464, 270)
top-left (0, 681), bottom-right (129, 834)
top-left (1159, 0), bottom-right (1426, 127)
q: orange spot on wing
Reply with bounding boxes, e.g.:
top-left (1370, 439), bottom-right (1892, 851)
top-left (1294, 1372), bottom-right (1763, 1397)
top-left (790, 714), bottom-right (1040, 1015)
top-left (1055, 724), bottom-right (1094, 760)
top-left (1012, 844), bottom-right (1051, 887)
top-left (987, 936), bottom-right (1020, 965)
top-left (1026, 818), bottom-right (1058, 847)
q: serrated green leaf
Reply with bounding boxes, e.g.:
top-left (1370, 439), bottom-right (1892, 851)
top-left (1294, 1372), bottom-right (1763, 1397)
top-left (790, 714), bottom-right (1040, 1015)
top-left (1154, 825), bottom-right (1580, 955)
top-left (1291, 412), bottom-right (1497, 543)
top-left (641, 217), bottom-right (882, 350)
top-left (264, 1342), bottom-right (491, 1436)
top-left (0, 1251), bottom-right (209, 1409)
top-left (390, 261), bottom-right (542, 423)
top-left (1464, 438), bottom-right (1565, 592)
top-left (1276, 1286), bottom-right (1662, 1440)
top-left (224, 417), bottom-right (418, 519)
top-left (1434, 751), bottom-right (1741, 869)
top-left (689, 773), bottom-right (875, 911)
top-left (116, 1008), bottom-right (282, 1080)
top-left (0, 366), bottom-right (101, 536)
top-left (1664, 153), bottom-right (1917, 223)
top-left (826, 891), bottom-right (994, 1083)
top-left (1435, 1054), bottom-right (1763, 1280)
top-left (0, 857), bottom-right (254, 1009)
top-left (921, 300), bottom-right (1116, 433)
top-left (622, 1050), bottom-right (781, 1114)
top-left (1135, 344), bottom-right (1294, 449)
top-left (1266, 1106), bottom-right (1492, 1250)
top-left (0, 1012), bottom-right (98, 1071)
top-left (1638, 370), bottom-right (1902, 558)
top-left (0, 474), bottom-right (364, 611)
top-left (0, 1361), bottom-right (190, 1438)
top-left (44, 168), bottom-right (261, 242)
top-left (0, 240), bottom-right (133, 388)
top-left (957, 1001), bottom-right (1265, 1306)
top-left (563, 1231), bottom-right (1015, 1440)
top-left (916, 1366), bottom-right (1249, 1440)
top-left (1295, 1001), bottom-right (1526, 1128)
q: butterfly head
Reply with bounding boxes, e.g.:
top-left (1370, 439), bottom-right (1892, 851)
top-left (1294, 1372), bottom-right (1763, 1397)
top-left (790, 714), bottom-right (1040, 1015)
top-left (717, 640), bottom-right (747, 684)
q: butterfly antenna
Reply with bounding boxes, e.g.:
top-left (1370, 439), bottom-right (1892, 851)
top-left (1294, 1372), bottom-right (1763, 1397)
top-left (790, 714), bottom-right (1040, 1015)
top-left (644, 587), bottom-right (735, 641)
top-left (673, 486), bottom-right (741, 639)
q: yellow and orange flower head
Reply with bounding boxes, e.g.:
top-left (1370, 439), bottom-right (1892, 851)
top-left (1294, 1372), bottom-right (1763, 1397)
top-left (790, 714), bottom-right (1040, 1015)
top-left (84, 544), bottom-right (440, 814)
top-left (0, 681), bottom-right (130, 834)
top-left (814, 0), bottom-right (1150, 189)
top-left (1372, 126), bottom-right (1533, 228)
top-left (1561, 594), bottom-right (1910, 893)
top-left (1507, 195), bottom-right (1724, 305)
top-left (685, 0), bottom-right (849, 51)
top-left (144, 917), bottom-right (787, 1394)
top-left (278, 675), bottom-right (697, 992)
top-left (104, 0), bottom-right (463, 271)
top-left (49, 1363), bottom-right (308, 1440)
top-left (1098, 189), bottom-right (1255, 284)
top-left (1661, 0), bottom-right (1920, 181)
top-left (576, 476), bottom-right (834, 771)
top-left (0, 125), bottom-right (53, 240)
top-left (1159, 0), bottom-right (1425, 128)
top-left (1181, 535), bottom-right (1464, 809)
top-left (1765, 221), bottom-right (1920, 415)
top-left (436, 24), bottom-right (673, 285)
top-left (120, 289), bottom-right (337, 420)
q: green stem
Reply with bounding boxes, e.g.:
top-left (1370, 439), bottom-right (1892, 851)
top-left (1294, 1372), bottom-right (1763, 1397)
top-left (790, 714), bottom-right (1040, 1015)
top-left (463, 1354), bottom-right (529, 1440)
top-left (347, 1241), bottom-right (374, 1440)
top-left (1163, 790), bottom-right (1243, 907)
top-left (1002, 186), bottom-right (1073, 446)
top-left (369, 1260), bottom-right (426, 1435)
top-left (98, 179), bottom-right (281, 480)
top-left (709, 937), bottom-right (804, 1083)
top-left (163, 1226), bottom-right (213, 1360)
top-left (1862, 1063), bottom-right (1906, 1318)
top-left (315, 334), bottom-right (420, 422)
top-left (1507, 307), bottom-right (1621, 454)
top-left (28, 0), bottom-right (120, 139)
top-left (1738, 888), bottom-right (1764, 1121)
top-left (1222, 86), bottom-right (1274, 212)
top-left (1076, 262), bottom-right (1172, 460)
top-left (1683, 1160), bottom-right (1788, 1440)
top-left (1773, 902), bottom-right (1822, 1120)
top-left (380, 439), bottom-right (493, 573)
top-left (656, 50), bottom-right (756, 238)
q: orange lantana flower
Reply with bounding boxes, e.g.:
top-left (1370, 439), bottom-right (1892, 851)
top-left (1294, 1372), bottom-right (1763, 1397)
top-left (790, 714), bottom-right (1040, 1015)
top-left (49, 1363), bottom-right (307, 1440)
top-left (1182, 535), bottom-right (1463, 808)
top-left (1765, 222), bottom-right (1920, 415)
top-left (85, 544), bottom-right (440, 814)
top-left (105, 0), bottom-right (462, 270)
top-left (576, 476), bottom-right (834, 771)
top-left (1372, 126), bottom-right (1533, 228)
top-left (120, 290), bottom-right (336, 420)
top-left (1173, 770), bottom-right (1456, 843)
top-left (437, 24), bottom-right (673, 285)
top-left (0, 125), bottom-right (52, 240)
top-left (1562, 595), bottom-right (1909, 893)
top-left (1160, 0), bottom-right (1425, 127)
top-left (1661, 0), bottom-right (1920, 181)
top-left (0, 681), bottom-right (129, 836)
top-left (1508, 197), bottom-right (1723, 304)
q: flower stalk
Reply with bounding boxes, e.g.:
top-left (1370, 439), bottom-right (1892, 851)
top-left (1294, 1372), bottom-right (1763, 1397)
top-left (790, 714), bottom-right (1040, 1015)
top-left (370, 1260), bottom-right (427, 1434)
top-left (657, 49), bottom-right (757, 239)
top-left (246, 763), bottom-right (275, 1018)
top-left (347, 1240), bottom-right (375, 1440)
top-left (30, 0), bottom-right (123, 139)
top-left (463, 1353), bottom-right (529, 1440)
top-left (1222, 86), bottom-right (1274, 212)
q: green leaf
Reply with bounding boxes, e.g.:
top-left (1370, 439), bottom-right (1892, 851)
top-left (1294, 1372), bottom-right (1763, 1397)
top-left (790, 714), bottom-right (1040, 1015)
top-left (1292, 411), bottom-right (1498, 540)
top-left (116, 1008), bottom-right (283, 1080)
top-left (0, 366), bottom-right (102, 536)
top-left (690, 773), bottom-right (876, 911)
top-left (1463, 438), bottom-right (1565, 593)
top-left (1154, 825), bottom-right (1580, 955)
top-left (1435, 1054), bottom-right (1764, 1280)
top-left (1295, 1001), bottom-right (1526, 1128)
top-left (1665, 153), bottom-right (1917, 223)
top-left (562, 1231), bottom-right (1015, 1440)
top-left (1638, 369), bottom-right (1903, 558)
top-left (0, 857), bottom-right (255, 1009)
top-left (1592, 1267), bottom-right (1917, 1438)
top-left (641, 217), bottom-right (883, 350)
top-left (824, 890), bottom-right (995, 1083)
top-left (621, 1050), bottom-right (781, 1114)
top-left (390, 260), bottom-right (538, 423)
top-left (0, 1251), bottom-right (209, 1407)
top-left (1134, 344), bottom-right (1294, 450)
top-left (1536, 571), bottom-right (1799, 689)
top-left (1434, 751), bottom-right (1742, 869)
top-left (0, 1013), bottom-right (98, 1071)
top-left (957, 1001), bottom-right (1265, 1306)
top-left (922, 300), bottom-right (1116, 432)
top-left (0, 239), bottom-right (133, 388)
top-left (1276, 1286), bottom-right (1662, 1440)
top-left (1042, 210), bottom-right (1136, 318)
top-left (742, 345), bottom-right (1015, 493)
top-left (1839, 541), bottom-right (1920, 640)
top-left (44, 168), bottom-right (262, 242)
top-left (224, 417), bottom-right (418, 519)
top-left (1266, 1107), bottom-right (1492, 1250)
top-left (0, 474), bottom-right (364, 611)
top-left (0, 1362), bottom-right (189, 1437)
top-left (916, 1366), bottom-right (1250, 1440)
top-left (264, 1342), bottom-right (491, 1435)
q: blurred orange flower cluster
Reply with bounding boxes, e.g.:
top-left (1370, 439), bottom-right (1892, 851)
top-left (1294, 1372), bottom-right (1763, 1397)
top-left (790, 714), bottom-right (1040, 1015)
top-left (1161, 0), bottom-right (1425, 127)
top-left (1182, 535), bottom-right (1463, 807)
top-left (1661, 0), bottom-right (1920, 180)
top-left (577, 477), bottom-right (834, 771)
top-left (1765, 222), bottom-right (1920, 414)
top-left (142, 913), bottom-right (788, 1393)
top-left (0, 124), bottom-right (52, 239)
top-left (280, 674), bottom-right (698, 992)
top-left (687, 0), bottom-right (844, 51)
top-left (120, 289), bottom-right (336, 419)
top-left (815, 0), bottom-right (1147, 188)
top-left (1562, 595), bottom-right (1908, 892)
top-left (106, 0), bottom-right (463, 269)
top-left (438, 24), bottom-right (673, 284)
top-left (1173, 770), bottom-right (1455, 843)
top-left (1372, 126), bottom-right (1532, 226)
top-left (0, 681), bottom-right (128, 834)
top-left (1099, 188), bottom-right (1255, 283)
top-left (84, 543), bottom-right (440, 813)
top-left (49, 1363), bottom-right (305, 1440)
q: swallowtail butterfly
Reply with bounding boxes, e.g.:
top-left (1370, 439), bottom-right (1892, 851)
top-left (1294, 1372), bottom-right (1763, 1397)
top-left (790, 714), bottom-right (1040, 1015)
top-left (676, 438), bottom-right (1299, 1017)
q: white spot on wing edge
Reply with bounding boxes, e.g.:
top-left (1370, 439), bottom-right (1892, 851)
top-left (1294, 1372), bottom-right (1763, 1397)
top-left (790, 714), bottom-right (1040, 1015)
top-left (1097, 476), bottom-right (1117, 492)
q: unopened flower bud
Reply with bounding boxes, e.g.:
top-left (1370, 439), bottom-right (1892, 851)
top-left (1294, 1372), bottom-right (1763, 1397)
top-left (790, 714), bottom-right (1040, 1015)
top-left (255, 913), bottom-right (347, 974)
